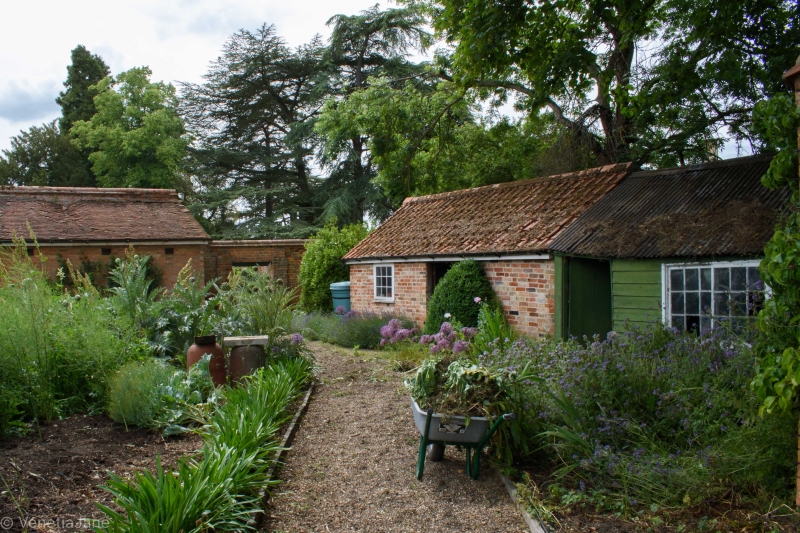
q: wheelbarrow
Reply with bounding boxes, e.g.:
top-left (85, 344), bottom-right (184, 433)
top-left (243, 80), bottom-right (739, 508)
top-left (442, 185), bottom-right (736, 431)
top-left (410, 397), bottom-right (515, 480)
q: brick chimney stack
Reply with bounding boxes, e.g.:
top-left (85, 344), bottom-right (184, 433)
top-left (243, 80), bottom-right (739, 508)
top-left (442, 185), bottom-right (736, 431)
top-left (783, 55), bottom-right (800, 182)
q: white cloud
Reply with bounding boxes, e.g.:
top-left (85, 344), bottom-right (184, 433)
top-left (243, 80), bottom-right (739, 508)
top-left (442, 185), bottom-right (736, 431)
top-left (0, 81), bottom-right (61, 122)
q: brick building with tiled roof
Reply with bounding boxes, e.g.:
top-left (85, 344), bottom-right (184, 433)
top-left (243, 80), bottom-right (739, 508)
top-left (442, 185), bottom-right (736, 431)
top-left (0, 186), bottom-right (306, 290)
top-left (343, 163), bottom-right (631, 337)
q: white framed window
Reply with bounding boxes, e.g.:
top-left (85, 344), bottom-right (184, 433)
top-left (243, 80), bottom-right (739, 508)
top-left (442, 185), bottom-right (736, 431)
top-left (373, 264), bottom-right (394, 301)
top-left (663, 260), bottom-right (765, 333)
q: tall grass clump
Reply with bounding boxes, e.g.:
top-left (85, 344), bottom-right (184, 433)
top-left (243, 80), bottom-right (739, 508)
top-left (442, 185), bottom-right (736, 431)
top-left (97, 359), bottom-right (314, 532)
top-left (0, 239), bottom-right (142, 435)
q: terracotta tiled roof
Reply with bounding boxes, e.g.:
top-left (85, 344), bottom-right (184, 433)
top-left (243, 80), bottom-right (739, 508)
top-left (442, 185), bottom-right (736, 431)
top-left (343, 163), bottom-right (631, 260)
top-left (0, 187), bottom-right (210, 242)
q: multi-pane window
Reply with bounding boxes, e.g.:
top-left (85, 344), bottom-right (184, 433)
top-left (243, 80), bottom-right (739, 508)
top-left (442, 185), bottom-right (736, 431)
top-left (665, 261), bottom-right (764, 333)
top-left (374, 264), bottom-right (394, 300)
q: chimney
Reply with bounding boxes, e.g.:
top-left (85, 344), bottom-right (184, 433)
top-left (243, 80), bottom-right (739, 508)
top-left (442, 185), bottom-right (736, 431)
top-left (783, 55), bottom-right (800, 182)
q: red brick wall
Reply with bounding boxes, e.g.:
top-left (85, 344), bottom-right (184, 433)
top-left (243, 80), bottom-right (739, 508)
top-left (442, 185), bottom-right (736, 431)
top-left (349, 259), bottom-right (555, 337)
top-left (29, 243), bottom-right (207, 288)
top-left (206, 240), bottom-right (306, 292)
top-left (350, 263), bottom-right (429, 327)
top-left (482, 260), bottom-right (555, 338)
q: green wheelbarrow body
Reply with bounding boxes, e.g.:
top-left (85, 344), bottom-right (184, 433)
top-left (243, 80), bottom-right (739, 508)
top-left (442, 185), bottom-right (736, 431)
top-left (410, 397), bottom-right (515, 480)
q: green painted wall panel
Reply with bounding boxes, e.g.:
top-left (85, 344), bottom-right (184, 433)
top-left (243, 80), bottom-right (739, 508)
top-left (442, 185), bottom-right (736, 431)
top-left (611, 259), bottom-right (662, 332)
top-left (554, 255), bottom-right (567, 340)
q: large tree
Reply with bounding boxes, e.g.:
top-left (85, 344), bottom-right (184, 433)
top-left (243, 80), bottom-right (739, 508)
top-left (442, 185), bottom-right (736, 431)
top-left (181, 25), bottom-right (330, 238)
top-left (317, 5), bottom-right (432, 223)
top-left (0, 121), bottom-right (93, 186)
top-left (56, 45), bottom-right (110, 133)
top-left (419, 0), bottom-right (800, 166)
top-left (71, 67), bottom-right (187, 189)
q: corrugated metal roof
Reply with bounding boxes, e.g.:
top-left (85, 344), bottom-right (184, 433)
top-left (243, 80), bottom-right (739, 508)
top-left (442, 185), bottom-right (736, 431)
top-left (0, 186), bottom-right (210, 242)
top-left (343, 163), bottom-right (631, 260)
top-left (549, 154), bottom-right (788, 258)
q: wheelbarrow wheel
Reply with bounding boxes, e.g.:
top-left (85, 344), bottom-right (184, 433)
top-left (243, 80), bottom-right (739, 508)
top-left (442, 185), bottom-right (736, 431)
top-left (427, 443), bottom-right (445, 462)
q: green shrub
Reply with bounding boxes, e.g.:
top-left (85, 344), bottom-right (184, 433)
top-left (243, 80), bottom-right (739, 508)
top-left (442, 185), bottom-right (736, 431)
top-left (108, 357), bottom-right (217, 433)
top-left (107, 360), bottom-right (175, 429)
top-left (298, 221), bottom-right (368, 312)
top-left (424, 259), bottom-right (495, 334)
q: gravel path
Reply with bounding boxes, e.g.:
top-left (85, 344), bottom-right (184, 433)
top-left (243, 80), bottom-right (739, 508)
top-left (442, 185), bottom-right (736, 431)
top-left (264, 342), bottom-right (527, 533)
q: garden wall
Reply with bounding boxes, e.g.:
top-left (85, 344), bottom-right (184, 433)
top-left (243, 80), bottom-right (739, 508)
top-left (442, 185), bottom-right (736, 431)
top-left (205, 240), bottom-right (306, 289)
top-left (28, 243), bottom-right (207, 288)
top-left (349, 258), bottom-right (555, 338)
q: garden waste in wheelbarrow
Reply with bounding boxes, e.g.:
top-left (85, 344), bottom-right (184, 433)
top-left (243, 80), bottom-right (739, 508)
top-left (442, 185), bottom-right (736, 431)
top-left (410, 397), bottom-right (514, 480)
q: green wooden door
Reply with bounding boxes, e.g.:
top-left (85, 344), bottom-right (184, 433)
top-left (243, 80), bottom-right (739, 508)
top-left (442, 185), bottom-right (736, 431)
top-left (567, 258), bottom-right (612, 341)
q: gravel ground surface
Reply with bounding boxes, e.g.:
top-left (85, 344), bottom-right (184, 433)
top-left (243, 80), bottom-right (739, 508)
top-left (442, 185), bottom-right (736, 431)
top-left (265, 342), bottom-right (527, 533)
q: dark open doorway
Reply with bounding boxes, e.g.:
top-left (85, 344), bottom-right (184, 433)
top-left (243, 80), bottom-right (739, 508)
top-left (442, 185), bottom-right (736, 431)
top-left (566, 257), bottom-right (612, 341)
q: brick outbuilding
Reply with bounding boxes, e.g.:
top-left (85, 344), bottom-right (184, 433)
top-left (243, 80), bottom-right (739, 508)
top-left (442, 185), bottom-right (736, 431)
top-left (342, 164), bottom-right (631, 338)
top-left (0, 186), bottom-right (305, 290)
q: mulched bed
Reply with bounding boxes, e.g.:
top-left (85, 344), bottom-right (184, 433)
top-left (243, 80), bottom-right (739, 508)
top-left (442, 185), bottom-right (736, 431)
top-left (0, 414), bottom-right (202, 532)
top-left (264, 342), bottom-right (528, 533)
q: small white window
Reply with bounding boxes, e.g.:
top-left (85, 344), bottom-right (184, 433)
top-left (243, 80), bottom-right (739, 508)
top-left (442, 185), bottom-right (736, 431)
top-left (373, 264), bottom-right (394, 301)
top-left (663, 260), bottom-right (765, 333)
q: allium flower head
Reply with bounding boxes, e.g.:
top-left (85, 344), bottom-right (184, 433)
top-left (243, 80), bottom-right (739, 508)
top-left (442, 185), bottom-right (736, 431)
top-left (439, 321), bottom-right (453, 335)
top-left (291, 333), bottom-right (303, 345)
top-left (461, 327), bottom-right (478, 339)
top-left (334, 305), bottom-right (347, 315)
top-left (453, 340), bottom-right (470, 353)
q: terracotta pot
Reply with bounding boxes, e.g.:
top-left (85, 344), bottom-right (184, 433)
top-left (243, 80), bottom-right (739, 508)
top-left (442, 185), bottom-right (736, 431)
top-left (228, 345), bottom-right (266, 385)
top-left (187, 335), bottom-right (226, 386)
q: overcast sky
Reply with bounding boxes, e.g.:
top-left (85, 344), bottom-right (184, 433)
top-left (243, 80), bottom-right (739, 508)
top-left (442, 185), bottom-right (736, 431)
top-left (0, 0), bottom-right (400, 152)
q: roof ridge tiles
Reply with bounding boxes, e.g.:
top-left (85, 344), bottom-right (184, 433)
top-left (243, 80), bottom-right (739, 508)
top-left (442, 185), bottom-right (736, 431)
top-left (402, 162), bottom-right (631, 205)
top-left (629, 153), bottom-right (774, 178)
top-left (0, 186), bottom-right (180, 201)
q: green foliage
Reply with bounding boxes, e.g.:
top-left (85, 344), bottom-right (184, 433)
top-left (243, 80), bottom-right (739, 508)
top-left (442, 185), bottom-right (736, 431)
top-left (107, 359), bottom-right (176, 429)
top-left (97, 359), bottom-right (313, 533)
top-left (298, 221), bottom-right (368, 312)
top-left (0, 239), bottom-right (141, 435)
top-left (424, 259), bottom-right (495, 334)
top-left (71, 66), bottom-right (187, 189)
top-left (107, 357), bottom-right (216, 434)
top-left (180, 25), bottom-right (329, 239)
top-left (0, 121), bottom-right (95, 187)
top-left (220, 267), bottom-right (297, 337)
top-left (56, 45), bottom-right (111, 133)
top-left (495, 324), bottom-right (796, 512)
top-left (424, 0), bottom-right (799, 165)
top-left (472, 301), bottom-right (515, 354)
top-left (751, 93), bottom-right (800, 415)
top-left (294, 311), bottom-right (413, 348)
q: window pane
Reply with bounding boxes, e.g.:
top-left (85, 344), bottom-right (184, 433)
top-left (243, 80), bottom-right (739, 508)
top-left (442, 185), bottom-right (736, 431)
top-left (686, 315), bottom-right (700, 334)
top-left (670, 269), bottom-right (684, 291)
top-left (672, 315), bottom-right (684, 331)
top-left (671, 292), bottom-right (684, 314)
top-left (701, 268), bottom-right (711, 290)
top-left (685, 292), bottom-right (699, 314)
top-left (714, 268), bottom-right (729, 291)
top-left (748, 267), bottom-right (762, 290)
top-left (731, 267), bottom-right (746, 291)
top-left (731, 292), bottom-right (746, 315)
top-left (700, 316), bottom-right (711, 333)
top-left (685, 269), bottom-right (699, 291)
top-left (715, 292), bottom-right (729, 316)
top-left (701, 292), bottom-right (712, 315)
